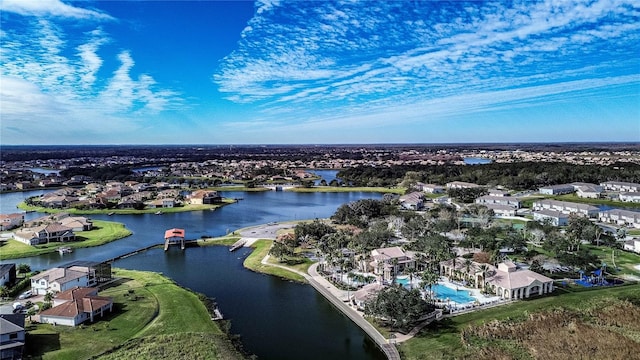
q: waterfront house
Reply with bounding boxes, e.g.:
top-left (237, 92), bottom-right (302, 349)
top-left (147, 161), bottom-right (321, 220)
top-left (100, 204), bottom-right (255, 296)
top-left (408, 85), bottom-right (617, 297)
top-left (352, 283), bottom-right (384, 310)
top-left (14, 223), bottom-right (76, 246)
top-left (59, 216), bottom-right (93, 232)
top-left (0, 213), bottom-right (24, 231)
top-left (30, 267), bottom-right (93, 295)
top-left (189, 190), bottom-right (222, 205)
top-left (39, 287), bottom-right (113, 327)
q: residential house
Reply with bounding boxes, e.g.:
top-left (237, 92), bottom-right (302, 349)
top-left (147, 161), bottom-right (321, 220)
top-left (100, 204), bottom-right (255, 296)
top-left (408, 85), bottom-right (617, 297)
top-left (488, 189), bottom-right (510, 197)
top-left (58, 217), bottom-right (93, 232)
top-left (484, 204), bottom-right (518, 217)
top-left (30, 267), bottom-right (93, 295)
top-left (399, 192), bottom-right (425, 210)
top-left (418, 183), bottom-right (445, 194)
top-left (0, 213), bottom-right (24, 231)
top-left (0, 314), bottom-right (25, 360)
top-left (189, 190), bottom-right (222, 205)
top-left (571, 182), bottom-right (603, 199)
top-left (474, 195), bottom-right (521, 208)
top-left (532, 199), bottom-right (598, 218)
top-left (533, 210), bottom-right (569, 226)
top-left (600, 181), bottom-right (640, 193)
top-left (538, 184), bottom-right (575, 195)
top-left (598, 209), bottom-right (640, 229)
top-left (446, 181), bottom-right (481, 189)
top-left (619, 192), bottom-right (640, 203)
top-left (623, 238), bottom-right (640, 254)
top-left (149, 198), bottom-right (176, 208)
top-left (39, 287), bottom-right (113, 327)
top-left (0, 264), bottom-right (16, 287)
top-left (13, 223), bottom-right (75, 246)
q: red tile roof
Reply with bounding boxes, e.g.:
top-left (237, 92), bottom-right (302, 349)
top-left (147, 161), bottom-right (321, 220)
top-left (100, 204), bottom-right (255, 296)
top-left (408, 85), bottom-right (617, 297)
top-left (164, 228), bottom-right (185, 239)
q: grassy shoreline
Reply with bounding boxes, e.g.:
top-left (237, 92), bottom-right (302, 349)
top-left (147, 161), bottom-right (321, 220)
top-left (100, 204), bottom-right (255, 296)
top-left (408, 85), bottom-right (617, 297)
top-left (197, 235), bottom-right (309, 283)
top-left (17, 199), bottom-right (235, 215)
top-left (0, 219), bottom-right (132, 260)
top-left (24, 268), bottom-right (243, 360)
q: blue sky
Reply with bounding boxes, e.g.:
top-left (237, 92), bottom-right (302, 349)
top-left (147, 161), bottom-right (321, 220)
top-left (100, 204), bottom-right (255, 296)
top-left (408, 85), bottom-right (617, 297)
top-left (1, 0), bottom-right (639, 145)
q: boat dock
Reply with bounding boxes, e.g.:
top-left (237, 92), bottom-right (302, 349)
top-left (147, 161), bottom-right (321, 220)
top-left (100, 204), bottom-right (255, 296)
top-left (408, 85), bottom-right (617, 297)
top-left (229, 239), bottom-right (247, 252)
top-left (164, 228), bottom-right (186, 251)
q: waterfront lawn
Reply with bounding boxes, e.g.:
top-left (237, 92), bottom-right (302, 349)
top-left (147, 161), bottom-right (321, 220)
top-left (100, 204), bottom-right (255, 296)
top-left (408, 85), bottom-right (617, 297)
top-left (398, 284), bottom-right (640, 360)
top-left (17, 201), bottom-right (234, 215)
top-left (288, 186), bottom-right (406, 194)
top-left (0, 220), bottom-right (131, 260)
top-left (244, 240), bottom-right (307, 283)
top-left (24, 269), bottom-right (240, 360)
top-left (198, 236), bottom-right (241, 246)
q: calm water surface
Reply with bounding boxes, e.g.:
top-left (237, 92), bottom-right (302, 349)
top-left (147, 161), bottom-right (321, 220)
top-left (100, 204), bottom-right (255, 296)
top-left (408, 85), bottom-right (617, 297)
top-left (1, 189), bottom-right (385, 360)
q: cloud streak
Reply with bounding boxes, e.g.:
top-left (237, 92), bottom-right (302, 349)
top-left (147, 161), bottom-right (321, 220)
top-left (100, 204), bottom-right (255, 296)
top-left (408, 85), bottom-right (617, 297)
top-left (214, 0), bottom-right (640, 129)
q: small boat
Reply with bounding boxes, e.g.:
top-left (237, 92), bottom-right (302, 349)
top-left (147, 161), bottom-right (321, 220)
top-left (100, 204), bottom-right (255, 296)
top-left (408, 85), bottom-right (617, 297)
top-left (108, 212), bottom-right (115, 216)
top-left (155, 211), bottom-right (163, 215)
top-left (58, 247), bottom-right (73, 255)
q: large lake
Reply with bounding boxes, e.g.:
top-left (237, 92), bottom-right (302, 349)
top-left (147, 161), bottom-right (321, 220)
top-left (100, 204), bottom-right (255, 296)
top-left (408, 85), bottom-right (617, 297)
top-left (0, 187), bottom-right (385, 360)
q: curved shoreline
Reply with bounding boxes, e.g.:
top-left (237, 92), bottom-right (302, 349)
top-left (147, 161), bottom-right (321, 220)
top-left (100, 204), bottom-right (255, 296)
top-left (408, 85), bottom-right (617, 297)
top-left (206, 221), bottom-right (401, 359)
top-left (0, 219), bottom-right (132, 260)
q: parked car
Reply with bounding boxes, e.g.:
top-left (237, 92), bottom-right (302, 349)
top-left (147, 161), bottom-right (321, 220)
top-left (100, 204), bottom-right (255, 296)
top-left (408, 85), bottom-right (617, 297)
top-left (12, 302), bottom-right (23, 310)
top-left (18, 290), bottom-right (32, 299)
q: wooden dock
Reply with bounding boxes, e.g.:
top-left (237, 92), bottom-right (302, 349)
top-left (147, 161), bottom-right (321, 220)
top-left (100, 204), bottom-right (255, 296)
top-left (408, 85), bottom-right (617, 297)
top-left (229, 239), bottom-right (247, 252)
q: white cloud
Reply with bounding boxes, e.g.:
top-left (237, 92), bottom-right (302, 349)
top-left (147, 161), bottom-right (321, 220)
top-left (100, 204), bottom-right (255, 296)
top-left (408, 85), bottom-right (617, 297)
top-left (214, 0), bottom-right (640, 126)
top-left (0, 0), bottom-right (114, 20)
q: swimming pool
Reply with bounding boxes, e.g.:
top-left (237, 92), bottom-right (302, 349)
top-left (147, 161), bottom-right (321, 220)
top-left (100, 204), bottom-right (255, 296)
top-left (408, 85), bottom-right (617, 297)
top-left (429, 284), bottom-right (475, 304)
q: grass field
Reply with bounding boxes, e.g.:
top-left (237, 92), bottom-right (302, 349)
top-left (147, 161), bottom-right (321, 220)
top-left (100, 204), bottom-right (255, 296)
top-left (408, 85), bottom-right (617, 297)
top-left (24, 269), bottom-right (243, 360)
top-left (243, 240), bottom-right (307, 283)
top-left (552, 194), bottom-right (640, 209)
top-left (0, 220), bottom-right (132, 260)
top-left (398, 284), bottom-right (640, 359)
top-left (582, 244), bottom-right (640, 277)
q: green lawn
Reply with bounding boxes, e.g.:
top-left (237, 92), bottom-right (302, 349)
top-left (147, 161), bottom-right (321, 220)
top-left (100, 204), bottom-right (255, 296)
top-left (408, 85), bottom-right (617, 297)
top-left (24, 269), bottom-right (243, 360)
top-left (0, 220), bottom-right (132, 260)
top-left (398, 284), bottom-right (640, 359)
top-left (243, 240), bottom-right (307, 283)
top-left (582, 244), bottom-right (640, 277)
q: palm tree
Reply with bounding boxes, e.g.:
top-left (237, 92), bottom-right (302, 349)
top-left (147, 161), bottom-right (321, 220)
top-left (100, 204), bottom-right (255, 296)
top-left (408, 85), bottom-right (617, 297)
top-left (420, 270), bottom-right (439, 303)
top-left (478, 264), bottom-right (490, 292)
top-left (464, 258), bottom-right (472, 285)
